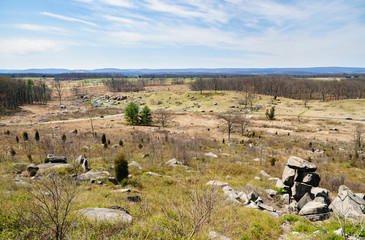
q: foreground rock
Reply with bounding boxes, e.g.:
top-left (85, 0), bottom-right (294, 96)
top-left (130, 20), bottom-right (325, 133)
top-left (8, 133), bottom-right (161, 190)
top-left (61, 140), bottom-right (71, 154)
top-left (330, 185), bottom-right (365, 218)
top-left (79, 208), bottom-right (132, 223)
top-left (76, 171), bottom-right (110, 181)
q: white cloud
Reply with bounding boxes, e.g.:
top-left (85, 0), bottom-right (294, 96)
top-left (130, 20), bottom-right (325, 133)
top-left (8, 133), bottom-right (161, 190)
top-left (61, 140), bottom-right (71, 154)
top-left (15, 24), bottom-right (66, 34)
top-left (99, 0), bottom-right (134, 8)
top-left (40, 12), bottom-right (98, 26)
top-left (0, 39), bottom-right (69, 55)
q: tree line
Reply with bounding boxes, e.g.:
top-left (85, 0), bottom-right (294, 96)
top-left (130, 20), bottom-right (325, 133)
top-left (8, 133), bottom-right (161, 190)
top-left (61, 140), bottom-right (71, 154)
top-left (190, 76), bottom-right (365, 101)
top-left (0, 76), bottom-right (51, 114)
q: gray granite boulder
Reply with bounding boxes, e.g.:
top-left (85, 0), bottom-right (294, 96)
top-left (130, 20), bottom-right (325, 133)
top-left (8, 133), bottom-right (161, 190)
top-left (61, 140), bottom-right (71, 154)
top-left (282, 166), bottom-right (296, 186)
top-left (287, 156), bottom-right (317, 172)
top-left (292, 182), bottom-right (312, 202)
top-left (329, 185), bottom-right (365, 218)
top-left (79, 207), bottom-right (132, 223)
top-left (295, 172), bottom-right (320, 187)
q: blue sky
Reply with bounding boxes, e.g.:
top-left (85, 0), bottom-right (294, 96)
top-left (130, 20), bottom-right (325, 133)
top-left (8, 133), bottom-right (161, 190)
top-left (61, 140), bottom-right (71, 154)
top-left (1, 0), bottom-right (365, 69)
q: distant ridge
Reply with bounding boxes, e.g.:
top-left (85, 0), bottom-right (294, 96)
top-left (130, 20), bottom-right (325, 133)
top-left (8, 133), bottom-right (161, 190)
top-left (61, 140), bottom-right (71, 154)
top-left (1, 67), bottom-right (365, 76)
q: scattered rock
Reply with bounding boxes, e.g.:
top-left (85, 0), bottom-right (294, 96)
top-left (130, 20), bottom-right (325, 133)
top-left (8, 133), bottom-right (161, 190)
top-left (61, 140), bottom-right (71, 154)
top-left (127, 195), bottom-right (141, 202)
top-left (27, 163), bottom-right (39, 172)
top-left (77, 171), bottom-right (110, 181)
top-left (257, 202), bottom-right (275, 212)
top-left (79, 208), bottom-right (132, 223)
top-left (166, 158), bottom-right (185, 167)
top-left (145, 172), bottom-right (162, 177)
top-left (260, 170), bottom-right (272, 178)
top-left (47, 154), bottom-right (67, 164)
top-left (128, 161), bottom-right (142, 170)
top-left (281, 194), bottom-right (290, 204)
top-left (114, 189), bottom-right (131, 193)
top-left (15, 179), bottom-right (31, 185)
top-left (205, 152), bottom-right (218, 158)
top-left (249, 190), bottom-right (259, 202)
top-left (142, 153), bottom-right (150, 159)
top-left (208, 231), bottom-right (231, 240)
top-left (108, 177), bottom-right (118, 185)
top-left (299, 201), bottom-right (330, 221)
top-left (206, 181), bottom-right (229, 187)
top-left (75, 155), bottom-right (90, 172)
top-left (37, 163), bottom-right (72, 171)
top-left (265, 189), bottom-right (278, 197)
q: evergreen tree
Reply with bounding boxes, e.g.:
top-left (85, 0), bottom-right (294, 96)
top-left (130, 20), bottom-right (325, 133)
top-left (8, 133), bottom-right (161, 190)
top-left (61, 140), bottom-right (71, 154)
top-left (114, 152), bottom-right (129, 183)
top-left (266, 107), bottom-right (275, 120)
top-left (101, 133), bottom-right (106, 145)
top-left (139, 106), bottom-right (152, 126)
top-left (125, 102), bottom-right (139, 125)
top-left (35, 131), bottom-right (40, 142)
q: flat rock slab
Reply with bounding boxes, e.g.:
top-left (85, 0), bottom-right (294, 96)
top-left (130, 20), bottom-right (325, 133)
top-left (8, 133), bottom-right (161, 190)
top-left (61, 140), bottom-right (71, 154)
top-left (79, 208), bottom-right (132, 223)
top-left (287, 156), bottom-right (317, 172)
top-left (113, 189), bottom-right (131, 193)
top-left (299, 201), bottom-right (329, 215)
top-left (206, 181), bottom-right (229, 187)
top-left (77, 171), bottom-right (110, 181)
top-left (37, 163), bottom-right (72, 170)
top-left (145, 172), bottom-right (162, 177)
top-left (205, 152), bottom-right (218, 158)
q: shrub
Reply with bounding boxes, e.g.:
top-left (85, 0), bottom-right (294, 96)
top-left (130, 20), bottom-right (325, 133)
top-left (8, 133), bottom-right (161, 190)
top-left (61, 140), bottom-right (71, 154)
top-left (114, 152), bottom-right (129, 183)
top-left (44, 157), bottom-right (50, 163)
top-left (15, 136), bottom-right (19, 143)
top-left (23, 131), bottom-right (29, 141)
top-left (119, 139), bottom-right (124, 146)
top-left (5, 130), bottom-right (10, 135)
top-left (265, 107), bottom-right (275, 120)
top-left (27, 154), bottom-right (33, 163)
top-left (270, 157), bottom-right (276, 166)
top-left (61, 134), bottom-right (66, 143)
top-left (101, 133), bottom-right (106, 145)
top-left (35, 131), bottom-right (40, 142)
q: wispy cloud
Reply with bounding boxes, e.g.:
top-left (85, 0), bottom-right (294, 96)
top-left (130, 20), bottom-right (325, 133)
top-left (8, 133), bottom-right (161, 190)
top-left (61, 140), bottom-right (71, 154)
top-left (40, 11), bottom-right (98, 26)
top-left (15, 24), bottom-right (66, 34)
top-left (0, 39), bottom-right (69, 55)
top-left (99, 0), bottom-right (134, 8)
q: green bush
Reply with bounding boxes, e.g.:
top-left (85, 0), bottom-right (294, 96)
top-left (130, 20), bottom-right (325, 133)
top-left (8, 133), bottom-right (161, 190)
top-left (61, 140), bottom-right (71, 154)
top-left (139, 106), bottom-right (152, 126)
top-left (35, 131), bottom-right (40, 142)
top-left (22, 132), bottom-right (29, 141)
top-left (114, 152), bottom-right (129, 183)
top-left (101, 133), bottom-right (106, 145)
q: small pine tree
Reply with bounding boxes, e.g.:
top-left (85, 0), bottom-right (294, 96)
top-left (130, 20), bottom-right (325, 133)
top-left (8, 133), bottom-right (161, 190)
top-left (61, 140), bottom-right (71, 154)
top-left (125, 102), bottom-right (139, 125)
top-left (101, 133), bottom-right (106, 145)
top-left (23, 131), bottom-right (29, 141)
top-left (15, 136), bottom-right (19, 143)
top-left (10, 148), bottom-right (16, 157)
top-left (266, 107), bottom-right (275, 120)
top-left (119, 139), bottom-right (124, 146)
top-left (61, 134), bottom-right (66, 143)
top-left (35, 131), bottom-right (40, 142)
top-left (114, 152), bottom-right (129, 183)
top-left (139, 106), bottom-right (152, 126)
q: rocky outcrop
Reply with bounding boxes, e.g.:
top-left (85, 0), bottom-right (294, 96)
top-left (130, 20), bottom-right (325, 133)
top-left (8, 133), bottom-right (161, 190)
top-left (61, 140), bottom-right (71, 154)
top-left (75, 155), bottom-right (90, 172)
top-left (280, 156), bottom-right (331, 221)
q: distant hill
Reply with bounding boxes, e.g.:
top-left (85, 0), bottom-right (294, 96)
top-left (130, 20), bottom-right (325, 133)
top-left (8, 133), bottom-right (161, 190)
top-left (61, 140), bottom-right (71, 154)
top-left (1, 67), bottom-right (365, 76)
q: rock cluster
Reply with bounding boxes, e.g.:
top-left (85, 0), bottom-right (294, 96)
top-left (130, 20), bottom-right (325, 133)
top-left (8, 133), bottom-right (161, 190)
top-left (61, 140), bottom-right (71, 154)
top-left (278, 156), bottom-right (331, 221)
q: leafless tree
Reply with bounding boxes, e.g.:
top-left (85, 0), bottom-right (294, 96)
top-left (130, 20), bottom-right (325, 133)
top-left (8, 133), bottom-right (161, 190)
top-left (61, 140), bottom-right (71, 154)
top-left (353, 125), bottom-right (364, 155)
top-left (154, 109), bottom-right (173, 127)
top-left (218, 112), bottom-right (239, 141)
top-left (236, 113), bottom-right (250, 136)
top-left (53, 80), bottom-right (63, 106)
top-left (29, 176), bottom-right (81, 240)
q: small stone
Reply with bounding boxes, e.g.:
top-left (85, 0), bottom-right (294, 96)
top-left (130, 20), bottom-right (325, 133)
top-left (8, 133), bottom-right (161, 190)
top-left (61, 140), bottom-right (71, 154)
top-left (265, 189), bottom-right (278, 197)
top-left (145, 172), bottom-right (162, 177)
top-left (205, 152), bottom-right (218, 158)
top-left (127, 195), bottom-right (141, 202)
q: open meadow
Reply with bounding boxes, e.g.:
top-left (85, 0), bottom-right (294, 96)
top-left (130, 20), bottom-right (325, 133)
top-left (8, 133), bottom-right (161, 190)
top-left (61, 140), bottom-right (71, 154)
top-left (0, 78), bottom-right (364, 239)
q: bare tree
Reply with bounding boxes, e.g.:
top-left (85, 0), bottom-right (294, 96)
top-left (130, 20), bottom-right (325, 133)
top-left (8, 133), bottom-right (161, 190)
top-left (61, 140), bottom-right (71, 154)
top-left (29, 176), bottom-right (81, 240)
top-left (154, 109), bottom-right (173, 127)
top-left (53, 80), bottom-right (63, 106)
top-left (236, 113), bottom-right (250, 136)
top-left (353, 125), bottom-right (364, 156)
top-left (218, 112), bottom-right (239, 141)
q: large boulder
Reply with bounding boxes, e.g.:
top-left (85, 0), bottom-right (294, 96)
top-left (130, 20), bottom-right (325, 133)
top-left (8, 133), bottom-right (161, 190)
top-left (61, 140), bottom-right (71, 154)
top-left (297, 192), bottom-right (314, 211)
top-left (282, 166), bottom-right (296, 186)
top-left (47, 154), bottom-right (67, 164)
top-left (292, 182), bottom-right (312, 202)
top-left (27, 163), bottom-right (39, 172)
top-left (329, 185), bottom-right (365, 218)
top-left (287, 156), bottom-right (317, 172)
top-left (75, 155), bottom-right (90, 172)
top-left (299, 201), bottom-right (330, 221)
top-left (295, 172), bottom-right (320, 187)
top-left (79, 207), bottom-right (132, 223)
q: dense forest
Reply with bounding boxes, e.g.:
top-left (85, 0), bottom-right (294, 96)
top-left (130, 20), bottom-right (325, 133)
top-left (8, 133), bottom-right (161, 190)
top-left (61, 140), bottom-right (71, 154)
top-left (0, 76), bottom-right (51, 115)
top-left (190, 76), bottom-right (365, 101)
